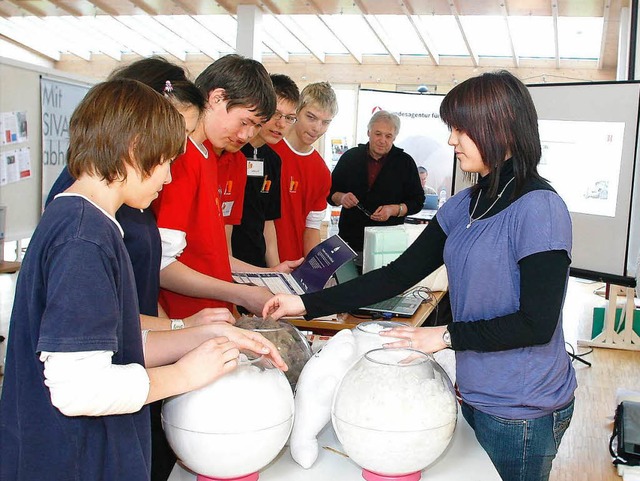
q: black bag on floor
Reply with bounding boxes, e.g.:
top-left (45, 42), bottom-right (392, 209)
top-left (610, 400), bottom-right (640, 466)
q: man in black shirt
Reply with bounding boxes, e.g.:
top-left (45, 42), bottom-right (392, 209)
top-left (329, 110), bottom-right (425, 256)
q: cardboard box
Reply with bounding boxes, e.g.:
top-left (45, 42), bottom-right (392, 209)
top-left (591, 307), bottom-right (640, 338)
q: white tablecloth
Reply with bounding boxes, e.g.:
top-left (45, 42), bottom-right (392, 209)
top-left (168, 413), bottom-right (500, 481)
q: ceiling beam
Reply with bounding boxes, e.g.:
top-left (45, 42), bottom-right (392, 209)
top-left (86, 17), bottom-right (155, 58)
top-left (308, 0), bottom-right (362, 64)
top-left (170, 0), bottom-right (197, 16)
top-left (192, 16), bottom-right (235, 51)
top-left (0, 18), bottom-right (60, 60)
top-left (85, 1), bottom-right (120, 16)
top-left (46, 0), bottom-right (83, 16)
top-left (154, 16), bottom-right (219, 61)
top-left (58, 16), bottom-right (123, 61)
top-left (216, 0), bottom-right (236, 14)
top-left (400, 0), bottom-right (440, 66)
top-left (0, 5), bottom-right (14, 18)
top-left (448, 0), bottom-right (479, 67)
top-left (317, 16), bottom-right (362, 64)
top-left (262, 34), bottom-right (289, 63)
top-left (257, 1), bottom-right (325, 63)
top-left (552, 1), bottom-right (560, 68)
top-left (598, 0), bottom-right (612, 69)
top-left (362, 14), bottom-right (400, 64)
top-left (4, 0), bottom-right (47, 17)
top-left (354, 0), bottom-right (400, 64)
top-left (22, 16), bottom-right (92, 61)
top-left (260, 0), bottom-right (282, 16)
top-left (500, 0), bottom-right (519, 68)
top-left (128, 0), bottom-right (158, 16)
top-left (116, 16), bottom-right (188, 61)
top-left (275, 15), bottom-right (325, 63)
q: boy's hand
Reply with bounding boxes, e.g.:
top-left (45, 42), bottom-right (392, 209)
top-left (184, 308), bottom-right (236, 327)
top-left (175, 337), bottom-right (239, 391)
top-left (207, 323), bottom-right (288, 372)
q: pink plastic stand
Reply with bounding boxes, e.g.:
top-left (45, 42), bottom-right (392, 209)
top-left (197, 473), bottom-right (259, 481)
top-left (362, 469), bottom-right (422, 481)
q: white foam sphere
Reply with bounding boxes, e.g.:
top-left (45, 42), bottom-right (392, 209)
top-left (332, 348), bottom-right (457, 477)
top-left (162, 356), bottom-right (294, 478)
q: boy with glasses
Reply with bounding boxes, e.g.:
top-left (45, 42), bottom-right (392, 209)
top-left (232, 74), bottom-right (301, 268)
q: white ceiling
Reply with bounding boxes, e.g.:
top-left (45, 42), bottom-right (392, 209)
top-left (0, 0), bottom-right (628, 73)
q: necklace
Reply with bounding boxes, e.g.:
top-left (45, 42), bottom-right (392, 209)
top-left (466, 177), bottom-right (515, 229)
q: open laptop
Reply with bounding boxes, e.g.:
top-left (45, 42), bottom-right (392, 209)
top-left (333, 260), bottom-right (423, 318)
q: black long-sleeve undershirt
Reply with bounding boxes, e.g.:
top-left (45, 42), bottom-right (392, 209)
top-left (301, 160), bottom-right (571, 353)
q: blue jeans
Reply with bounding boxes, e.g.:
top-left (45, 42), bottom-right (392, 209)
top-left (461, 398), bottom-right (574, 481)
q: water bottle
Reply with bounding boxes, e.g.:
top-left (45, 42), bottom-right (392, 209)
top-left (438, 189), bottom-right (447, 208)
top-left (328, 208), bottom-right (340, 237)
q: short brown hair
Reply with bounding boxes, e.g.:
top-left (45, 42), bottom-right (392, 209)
top-left (195, 54), bottom-right (276, 120)
top-left (270, 74), bottom-right (299, 106)
top-left (67, 79), bottom-right (185, 183)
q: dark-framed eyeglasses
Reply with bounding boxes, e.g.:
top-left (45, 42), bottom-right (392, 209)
top-left (272, 111), bottom-right (297, 125)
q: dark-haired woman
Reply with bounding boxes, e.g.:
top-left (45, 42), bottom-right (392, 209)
top-left (263, 70), bottom-right (576, 481)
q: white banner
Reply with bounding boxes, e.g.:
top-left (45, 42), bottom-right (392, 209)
top-left (40, 77), bottom-right (90, 209)
top-left (356, 89), bottom-right (455, 197)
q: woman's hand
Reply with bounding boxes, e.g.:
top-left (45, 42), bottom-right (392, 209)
top-left (184, 307), bottom-right (236, 327)
top-left (262, 294), bottom-right (306, 320)
top-left (380, 325), bottom-right (449, 353)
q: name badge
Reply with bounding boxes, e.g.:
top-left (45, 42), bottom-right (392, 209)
top-left (247, 159), bottom-right (264, 177)
top-left (221, 200), bottom-right (234, 217)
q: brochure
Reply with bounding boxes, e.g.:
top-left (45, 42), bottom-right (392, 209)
top-left (232, 235), bottom-right (357, 295)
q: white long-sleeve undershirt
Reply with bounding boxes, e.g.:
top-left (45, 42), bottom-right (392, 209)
top-left (305, 210), bottom-right (325, 229)
top-left (40, 350), bottom-right (150, 417)
top-left (158, 227), bottom-right (187, 270)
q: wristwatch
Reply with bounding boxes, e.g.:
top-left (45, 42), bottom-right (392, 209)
top-left (442, 328), bottom-right (452, 348)
top-left (171, 318), bottom-right (185, 330)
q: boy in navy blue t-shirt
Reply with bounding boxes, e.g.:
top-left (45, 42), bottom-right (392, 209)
top-left (0, 79), bottom-right (285, 481)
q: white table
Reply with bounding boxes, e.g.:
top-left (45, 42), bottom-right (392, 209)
top-left (168, 414), bottom-right (500, 481)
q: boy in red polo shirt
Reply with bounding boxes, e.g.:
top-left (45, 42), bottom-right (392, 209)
top-left (272, 82), bottom-right (338, 261)
top-left (153, 55), bottom-right (301, 319)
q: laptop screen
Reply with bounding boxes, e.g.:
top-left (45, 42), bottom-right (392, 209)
top-left (424, 193), bottom-right (439, 210)
top-left (333, 260), bottom-right (421, 318)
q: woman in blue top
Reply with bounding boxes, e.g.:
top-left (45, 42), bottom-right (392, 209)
top-left (263, 70), bottom-right (576, 481)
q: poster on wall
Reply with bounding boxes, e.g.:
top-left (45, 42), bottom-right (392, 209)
top-left (0, 147), bottom-right (31, 186)
top-left (356, 90), bottom-right (455, 198)
top-left (0, 110), bottom-right (28, 145)
top-left (40, 77), bottom-right (91, 209)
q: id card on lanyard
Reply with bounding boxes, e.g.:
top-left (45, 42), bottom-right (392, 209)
top-left (247, 147), bottom-right (264, 177)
